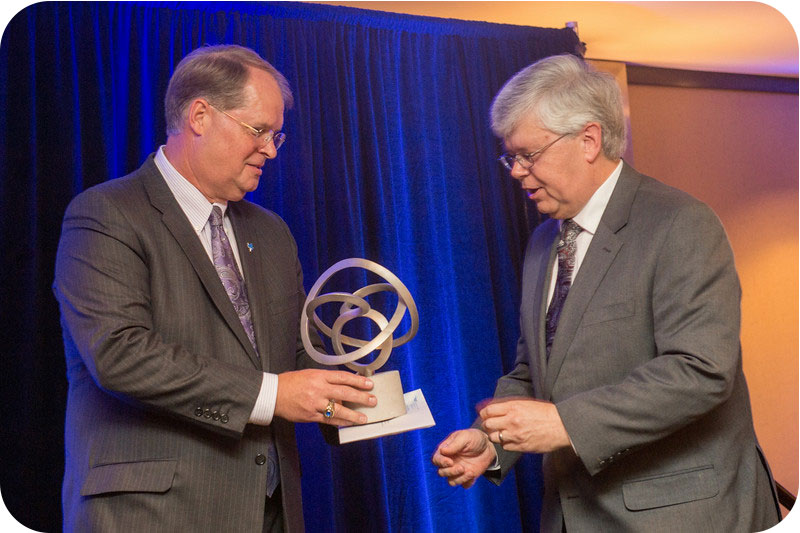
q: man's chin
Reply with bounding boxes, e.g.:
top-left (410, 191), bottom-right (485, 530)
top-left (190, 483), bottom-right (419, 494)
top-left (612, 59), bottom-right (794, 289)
top-left (235, 179), bottom-right (260, 199)
top-left (529, 197), bottom-right (551, 214)
top-left (532, 202), bottom-right (566, 220)
top-left (225, 189), bottom-right (251, 203)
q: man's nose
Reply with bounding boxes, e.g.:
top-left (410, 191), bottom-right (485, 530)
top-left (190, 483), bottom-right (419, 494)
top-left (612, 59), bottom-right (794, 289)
top-left (509, 159), bottom-right (531, 180)
top-left (258, 139), bottom-right (278, 159)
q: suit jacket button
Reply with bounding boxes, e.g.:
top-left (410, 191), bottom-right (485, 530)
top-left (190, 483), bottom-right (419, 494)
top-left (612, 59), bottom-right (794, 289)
top-left (195, 407), bottom-right (203, 417)
top-left (221, 414), bottom-right (229, 424)
top-left (255, 454), bottom-right (267, 465)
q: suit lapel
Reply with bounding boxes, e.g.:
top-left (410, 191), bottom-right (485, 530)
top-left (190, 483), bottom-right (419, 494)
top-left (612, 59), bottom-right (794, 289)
top-left (522, 219), bottom-right (560, 395)
top-left (140, 158), bottom-right (261, 369)
top-left (543, 163), bottom-right (640, 398)
top-left (543, 225), bottom-right (622, 397)
top-left (228, 204), bottom-right (272, 372)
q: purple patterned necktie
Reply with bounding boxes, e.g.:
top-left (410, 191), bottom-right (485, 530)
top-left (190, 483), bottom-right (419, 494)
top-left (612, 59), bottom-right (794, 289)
top-left (545, 219), bottom-right (582, 360)
top-left (209, 206), bottom-right (259, 359)
top-left (209, 206), bottom-right (279, 496)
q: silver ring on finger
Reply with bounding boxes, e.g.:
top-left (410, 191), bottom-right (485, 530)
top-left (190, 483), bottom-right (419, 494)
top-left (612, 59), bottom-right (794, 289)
top-left (498, 431), bottom-right (504, 445)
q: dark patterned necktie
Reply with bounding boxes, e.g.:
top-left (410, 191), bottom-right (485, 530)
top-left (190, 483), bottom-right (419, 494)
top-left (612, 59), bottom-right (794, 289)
top-left (209, 206), bottom-right (279, 496)
top-left (545, 219), bottom-right (582, 360)
top-left (209, 206), bottom-right (259, 358)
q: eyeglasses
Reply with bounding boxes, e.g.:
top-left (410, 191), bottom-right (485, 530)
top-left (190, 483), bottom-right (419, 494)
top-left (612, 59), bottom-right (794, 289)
top-left (498, 133), bottom-right (568, 172)
top-left (208, 103), bottom-right (286, 150)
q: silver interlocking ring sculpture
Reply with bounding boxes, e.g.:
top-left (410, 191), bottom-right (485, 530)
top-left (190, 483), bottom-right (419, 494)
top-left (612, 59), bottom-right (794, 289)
top-left (301, 258), bottom-right (419, 376)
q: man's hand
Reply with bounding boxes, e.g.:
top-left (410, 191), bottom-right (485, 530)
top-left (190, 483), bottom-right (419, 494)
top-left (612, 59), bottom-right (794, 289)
top-left (479, 398), bottom-right (570, 453)
top-left (432, 428), bottom-right (497, 488)
top-left (275, 369), bottom-right (376, 426)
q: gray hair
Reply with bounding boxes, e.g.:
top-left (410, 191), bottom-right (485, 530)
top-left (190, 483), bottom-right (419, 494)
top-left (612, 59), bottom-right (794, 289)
top-left (490, 54), bottom-right (626, 160)
top-left (164, 44), bottom-right (293, 136)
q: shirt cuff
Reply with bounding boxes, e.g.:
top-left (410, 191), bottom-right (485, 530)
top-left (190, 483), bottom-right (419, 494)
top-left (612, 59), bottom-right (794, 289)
top-left (249, 372), bottom-right (278, 425)
top-left (486, 451), bottom-right (501, 471)
top-left (486, 435), bottom-right (501, 471)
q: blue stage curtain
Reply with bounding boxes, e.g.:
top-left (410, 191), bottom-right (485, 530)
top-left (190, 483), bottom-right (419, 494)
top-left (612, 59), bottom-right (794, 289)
top-left (0, 3), bottom-right (579, 531)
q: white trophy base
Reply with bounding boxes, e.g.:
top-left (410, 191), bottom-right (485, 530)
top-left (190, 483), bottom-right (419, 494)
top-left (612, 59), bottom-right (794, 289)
top-left (338, 389), bottom-right (434, 443)
top-left (343, 370), bottom-right (406, 423)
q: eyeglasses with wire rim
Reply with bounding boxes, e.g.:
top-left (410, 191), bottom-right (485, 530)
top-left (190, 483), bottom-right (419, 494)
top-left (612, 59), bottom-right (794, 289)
top-left (498, 133), bottom-right (569, 172)
top-left (208, 103), bottom-right (286, 150)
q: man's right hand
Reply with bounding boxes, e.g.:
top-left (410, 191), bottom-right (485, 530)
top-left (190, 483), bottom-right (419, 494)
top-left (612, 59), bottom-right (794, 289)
top-left (432, 428), bottom-right (497, 488)
top-left (275, 369), bottom-right (376, 426)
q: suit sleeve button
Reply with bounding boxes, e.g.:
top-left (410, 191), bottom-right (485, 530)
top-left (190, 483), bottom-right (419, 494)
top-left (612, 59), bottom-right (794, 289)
top-left (195, 407), bottom-right (203, 417)
top-left (221, 414), bottom-right (229, 423)
top-left (204, 408), bottom-right (211, 418)
top-left (255, 454), bottom-right (267, 465)
top-left (212, 411), bottom-right (220, 421)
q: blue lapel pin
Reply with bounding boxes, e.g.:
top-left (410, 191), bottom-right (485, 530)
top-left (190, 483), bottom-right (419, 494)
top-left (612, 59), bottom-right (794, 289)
top-left (247, 242), bottom-right (254, 253)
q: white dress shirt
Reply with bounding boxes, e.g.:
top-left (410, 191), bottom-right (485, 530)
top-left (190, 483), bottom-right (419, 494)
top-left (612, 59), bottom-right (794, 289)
top-left (546, 160), bottom-right (623, 306)
top-left (154, 146), bottom-right (278, 425)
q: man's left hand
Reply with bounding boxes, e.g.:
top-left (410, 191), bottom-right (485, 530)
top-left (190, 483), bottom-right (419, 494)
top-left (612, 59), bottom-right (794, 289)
top-left (479, 398), bottom-right (571, 453)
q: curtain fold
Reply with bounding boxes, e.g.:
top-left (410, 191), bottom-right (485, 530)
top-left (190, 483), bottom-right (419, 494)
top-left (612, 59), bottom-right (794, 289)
top-left (0, 2), bottom-right (579, 531)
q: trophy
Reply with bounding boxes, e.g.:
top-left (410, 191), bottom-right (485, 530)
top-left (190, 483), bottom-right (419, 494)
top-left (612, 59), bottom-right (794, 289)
top-left (301, 258), bottom-right (419, 424)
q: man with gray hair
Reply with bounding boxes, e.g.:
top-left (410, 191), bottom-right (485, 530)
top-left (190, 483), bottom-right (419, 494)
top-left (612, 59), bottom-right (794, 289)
top-left (55, 44), bottom-right (375, 532)
top-left (432, 54), bottom-right (779, 532)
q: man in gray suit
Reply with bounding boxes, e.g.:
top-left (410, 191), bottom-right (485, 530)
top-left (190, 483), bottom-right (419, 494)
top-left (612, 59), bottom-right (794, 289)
top-left (432, 54), bottom-right (780, 531)
top-left (54, 44), bottom-right (376, 532)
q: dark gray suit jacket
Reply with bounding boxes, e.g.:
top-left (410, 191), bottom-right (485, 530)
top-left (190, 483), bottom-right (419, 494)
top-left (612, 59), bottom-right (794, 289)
top-left (54, 155), bottom-right (315, 532)
top-left (489, 163), bottom-right (780, 532)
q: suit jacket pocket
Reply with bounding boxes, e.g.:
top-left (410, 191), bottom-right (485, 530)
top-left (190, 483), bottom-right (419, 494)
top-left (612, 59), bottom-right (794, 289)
top-left (582, 300), bottom-right (634, 326)
top-left (81, 459), bottom-right (178, 496)
top-left (622, 465), bottom-right (718, 511)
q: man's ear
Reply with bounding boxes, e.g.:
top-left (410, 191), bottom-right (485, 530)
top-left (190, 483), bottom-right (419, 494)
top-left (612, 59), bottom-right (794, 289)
top-left (582, 122), bottom-right (604, 163)
top-left (186, 98), bottom-right (211, 135)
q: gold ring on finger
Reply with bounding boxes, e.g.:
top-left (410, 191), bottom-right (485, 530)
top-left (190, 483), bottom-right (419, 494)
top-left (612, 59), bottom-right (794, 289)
top-left (323, 399), bottom-right (336, 418)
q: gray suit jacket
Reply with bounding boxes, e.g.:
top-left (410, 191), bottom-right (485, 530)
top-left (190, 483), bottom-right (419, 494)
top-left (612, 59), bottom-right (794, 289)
top-left (54, 155), bottom-right (316, 532)
top-left (488, 163), bottom-right (780, 532)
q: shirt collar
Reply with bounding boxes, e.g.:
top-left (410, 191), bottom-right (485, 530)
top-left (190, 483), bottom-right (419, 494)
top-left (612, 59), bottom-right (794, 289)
top-left (154, 146), bottom-right (227, 233)
top-left (569, 160), bottom-right (623, 236)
